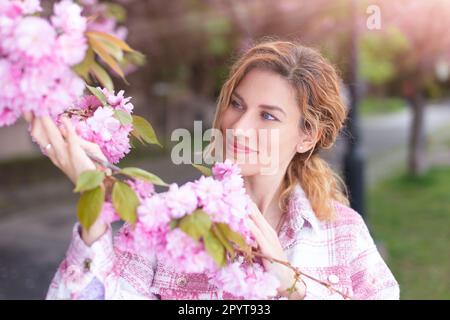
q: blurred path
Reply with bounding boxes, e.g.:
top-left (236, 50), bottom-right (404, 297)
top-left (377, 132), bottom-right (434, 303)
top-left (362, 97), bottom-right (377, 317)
top-left (363, 102), bottom-right (450, 158)
top-left (362, 102), bottom-right (450, 185)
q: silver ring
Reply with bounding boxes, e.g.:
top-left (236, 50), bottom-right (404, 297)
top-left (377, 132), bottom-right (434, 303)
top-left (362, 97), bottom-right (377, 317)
top-left (45, 143), bottom-right (52, 151)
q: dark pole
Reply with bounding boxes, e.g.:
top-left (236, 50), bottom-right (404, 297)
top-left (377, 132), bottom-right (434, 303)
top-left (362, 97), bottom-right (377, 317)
top-left (343, 0), bottom-right (366, 219)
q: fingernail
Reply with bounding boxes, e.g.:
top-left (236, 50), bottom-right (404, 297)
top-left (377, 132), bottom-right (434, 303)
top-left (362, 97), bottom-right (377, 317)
top-left (63, 118), bottom-right (70, 128)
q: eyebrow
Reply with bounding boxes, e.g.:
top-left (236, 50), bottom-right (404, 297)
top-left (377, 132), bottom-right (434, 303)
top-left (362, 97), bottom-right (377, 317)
top-left (232, 91), bottom-right (287, 116)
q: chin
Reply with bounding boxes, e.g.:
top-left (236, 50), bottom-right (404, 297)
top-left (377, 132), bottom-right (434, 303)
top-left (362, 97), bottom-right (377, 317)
top-left (237, 164), bottom-right (259, 177)
top-left (223, 158), bottom-right (262, 176)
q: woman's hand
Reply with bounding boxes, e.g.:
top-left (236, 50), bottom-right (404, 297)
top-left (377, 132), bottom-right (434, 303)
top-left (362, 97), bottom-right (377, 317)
top-left (25, 112), bottom-right (107, 185)
top-left (24, 112), bottom-right (109, 245)
top-left (247, 201), bottom-right (306, 299)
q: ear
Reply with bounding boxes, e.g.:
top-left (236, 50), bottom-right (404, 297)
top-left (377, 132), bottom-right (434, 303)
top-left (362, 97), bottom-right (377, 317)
top-left (296, 128), bottom-right (320, 154)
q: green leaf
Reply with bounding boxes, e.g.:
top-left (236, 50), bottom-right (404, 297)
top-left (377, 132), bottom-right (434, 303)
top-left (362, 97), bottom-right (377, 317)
top-left (129, 135), bottom-right (139, 148)
top-left (90, 62), bottom-right (114, 91)
top-left (191, 164), bottom-right (212, 176)
top-left (87, 30), bottom-right (136, 53)
top-left (179, 209), bottom-right (212, 241)
top-left (105, 3), bottom-right (127, 23)
top-left (120, 167), bottom-right (168, 186)
top-left (88, 36), bottom-right (127, 82)
top-left (170, 219), bottom-right (180, 230)
top-left (216, 222), bottom-right (249, 252)
top-left (114, 109), bottom-right (133, 126)
top-left (112, 181), bottom-right (139, 224)
top-left (98, 37), bottom-right (124, 62)
top-left (125, 50), bottom-right (146, 67)
top-left (212, 224), bottom-right (235, 260)
top-left (131, 128), bottom-right (146, 145)
top-left (74, 170), bottom-right (105, 193)
top-left (132, 115), bottom-right (162, 147)
top-left (86, 84), bottom-right (107, 106)
top-left (204, 230), bottom-right (226, 267)
top-left (77, 186), bottom-right (105, 231)
top-left (73, 47), bottom-right (95, 80)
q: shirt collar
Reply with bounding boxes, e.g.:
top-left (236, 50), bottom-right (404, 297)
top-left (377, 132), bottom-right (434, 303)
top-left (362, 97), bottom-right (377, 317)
top-left (286, 183), bottom-right (321, 233)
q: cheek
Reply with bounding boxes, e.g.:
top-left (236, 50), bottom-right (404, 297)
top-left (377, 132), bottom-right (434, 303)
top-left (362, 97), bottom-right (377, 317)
top-left (219, 109), bottom-right (233, 131)
top-left (219, 108), bottom-right (244, 144)
top-left (218, 111), bottom-right (233, 155)
top-left (262, 126), bottom-right (299, 160)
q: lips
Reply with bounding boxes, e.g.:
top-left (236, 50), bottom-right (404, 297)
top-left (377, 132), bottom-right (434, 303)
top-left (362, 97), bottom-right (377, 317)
top-left (227, 139), bottom-right (257, 154)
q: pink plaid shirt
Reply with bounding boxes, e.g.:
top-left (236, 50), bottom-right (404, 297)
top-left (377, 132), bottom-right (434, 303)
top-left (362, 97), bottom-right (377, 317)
top-left (46, 184), bottom-right (400, 300)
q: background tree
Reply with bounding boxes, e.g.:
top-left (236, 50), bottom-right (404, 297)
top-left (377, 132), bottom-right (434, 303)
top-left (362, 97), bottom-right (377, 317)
top-left (359, 0), bottom-right (450, 176)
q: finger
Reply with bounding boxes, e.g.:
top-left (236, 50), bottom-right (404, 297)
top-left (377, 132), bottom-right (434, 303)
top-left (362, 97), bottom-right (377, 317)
top-left (30, 118), bottom-right (49, 149)
top-left (41, 116), bottom-right (68, 166)
top-left (30, 117), bottom-right (46, 145)
top-left (61, 117), bottom-right (93, 164)
top-left (62, 117), bottom-right (88, 157)
top-left (61, 116), bottom-right (80, 144)
top-left (247, 218), bottom-right (270, 251)
top-left (59, 124), bottom-right (68, 138)
top-left (30, 118), bottom-right (59, 165)
top-left (62, 116), bottom-right (81, 148)
top-left (248, 202), bottom-right (277, 238)
top-left (248, 202), bottom-right (265, 223)
top-left (61, 117), bottom-right (109, 164)
top-left (79, 139), bottom-right (108, 163)
top-left (23, 111), bottom-right (34, 123)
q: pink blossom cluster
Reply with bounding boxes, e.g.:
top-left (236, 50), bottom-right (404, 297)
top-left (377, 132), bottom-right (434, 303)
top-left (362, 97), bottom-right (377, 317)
top-left (0, 0), bottom-right (87, 126)
top-left (68, 87), bottom-right (134, 163)
top-left (129, 160), bottom-right (280, 299)
top-left (99, 179), bottom-right (155, 224)
top-left (211, 256), bottom-right (280, 300)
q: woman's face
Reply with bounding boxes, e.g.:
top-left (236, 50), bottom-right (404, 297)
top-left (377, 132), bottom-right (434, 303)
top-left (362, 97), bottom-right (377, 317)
top-left (219, 68), bottom-right (312, 176)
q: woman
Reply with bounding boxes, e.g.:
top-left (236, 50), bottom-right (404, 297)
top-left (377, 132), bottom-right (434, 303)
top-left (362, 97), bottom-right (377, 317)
top-left (28, 39), bottom-right (399, 299)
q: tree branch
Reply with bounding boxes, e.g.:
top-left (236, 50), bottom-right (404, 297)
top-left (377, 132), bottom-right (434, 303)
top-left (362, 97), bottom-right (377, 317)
top-left (237, 248), bottom-right (353, 300)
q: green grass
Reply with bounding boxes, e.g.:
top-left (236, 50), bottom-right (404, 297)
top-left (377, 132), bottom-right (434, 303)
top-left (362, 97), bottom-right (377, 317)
top-left (369, 166), bottom-right (450, 299)
top-left (445, 136), bottom-right (450, 149)
top-left (360, 97), bottom-right (407, 116)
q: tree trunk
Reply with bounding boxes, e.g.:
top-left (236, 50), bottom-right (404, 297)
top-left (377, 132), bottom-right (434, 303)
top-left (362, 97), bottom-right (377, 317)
top-left (407, 92), bottom-right (427, 176)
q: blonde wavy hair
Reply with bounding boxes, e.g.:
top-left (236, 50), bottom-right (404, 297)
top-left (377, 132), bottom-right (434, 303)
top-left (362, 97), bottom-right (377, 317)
top-left (208, 38), bottom-right (349, 220)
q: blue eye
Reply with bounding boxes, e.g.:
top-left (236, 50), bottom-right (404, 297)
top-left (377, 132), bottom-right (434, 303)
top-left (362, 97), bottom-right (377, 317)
top-left (262, 111), bottom-right (277, 121)
top-left (231, 99), bottom-right (243, 110)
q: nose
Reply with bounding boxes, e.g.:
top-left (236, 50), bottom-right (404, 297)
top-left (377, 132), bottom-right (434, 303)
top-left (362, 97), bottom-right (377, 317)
top-left (226, 111), bottom-right (257, 146)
